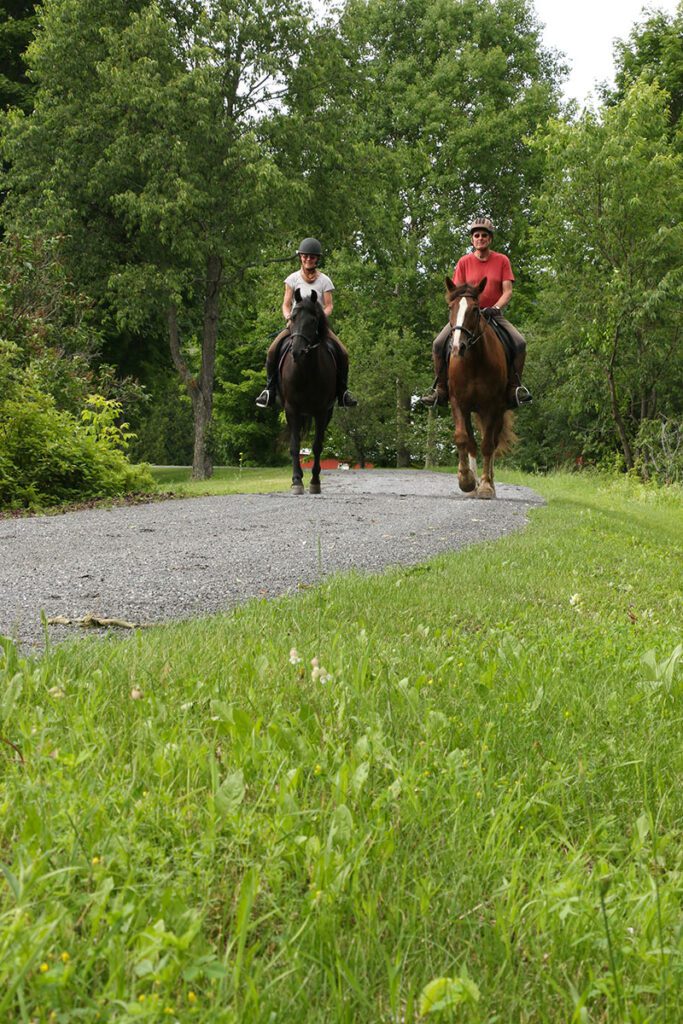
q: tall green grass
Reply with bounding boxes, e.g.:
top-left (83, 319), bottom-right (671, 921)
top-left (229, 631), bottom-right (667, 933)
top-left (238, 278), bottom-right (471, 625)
top-left (1, 473), bottom-right (682, 1022)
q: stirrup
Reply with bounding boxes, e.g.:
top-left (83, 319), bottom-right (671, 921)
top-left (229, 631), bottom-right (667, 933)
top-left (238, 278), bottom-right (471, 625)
top-left (515, 385), bottom-right (532, 406)
top-left (255, 388), bottom-right (273, 408)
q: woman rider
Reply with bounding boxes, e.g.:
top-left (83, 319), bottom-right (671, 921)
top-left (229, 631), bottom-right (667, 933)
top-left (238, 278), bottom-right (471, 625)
top-left (255, 238), bottom-right (357, 409)
top-left (420, 217), bottom-right (532, 409)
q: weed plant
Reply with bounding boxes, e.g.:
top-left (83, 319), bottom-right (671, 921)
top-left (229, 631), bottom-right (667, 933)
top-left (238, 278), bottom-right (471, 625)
top-left (1, 473), bottom-right (682, 1022)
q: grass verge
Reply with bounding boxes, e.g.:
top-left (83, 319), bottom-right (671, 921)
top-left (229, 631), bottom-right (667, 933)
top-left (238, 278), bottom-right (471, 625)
top-left (1, 472), bottom-right (682, 1022)
top-left (149, 466), bottom-right (290, 497)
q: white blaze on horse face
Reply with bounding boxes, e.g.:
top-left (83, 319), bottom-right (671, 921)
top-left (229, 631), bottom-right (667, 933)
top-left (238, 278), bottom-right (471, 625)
top-left (452, 296), bottom-right (468, 352)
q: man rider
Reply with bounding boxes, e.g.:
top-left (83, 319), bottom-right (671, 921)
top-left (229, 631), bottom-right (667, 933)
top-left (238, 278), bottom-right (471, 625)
top-left (255, 237), bottom-right (357, 409)
top-left (420, 217), bottom-right (532, 409)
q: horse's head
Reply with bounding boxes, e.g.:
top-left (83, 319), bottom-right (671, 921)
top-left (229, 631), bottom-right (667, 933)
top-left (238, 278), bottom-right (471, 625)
top-left (290, 289), bottom-right (325, 363)
top-left (445, 277), bottom-right (486, 355)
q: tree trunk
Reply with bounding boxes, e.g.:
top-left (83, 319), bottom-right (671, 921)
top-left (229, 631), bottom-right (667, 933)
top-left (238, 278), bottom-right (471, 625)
top-left (167, 253), bottom-right (223, 480)
top-left (606, 325), bottom-right (633, 470)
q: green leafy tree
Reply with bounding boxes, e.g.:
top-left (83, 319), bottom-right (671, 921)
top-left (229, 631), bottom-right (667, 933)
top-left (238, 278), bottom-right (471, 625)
top-left (528, 81), bottom-right (683, 470)
top-left (2, 0), bottom-right (307, 477)
top-left (612, 3), bottom-right (683, 128)
top-left (277, 0), bottom-right (564, 463)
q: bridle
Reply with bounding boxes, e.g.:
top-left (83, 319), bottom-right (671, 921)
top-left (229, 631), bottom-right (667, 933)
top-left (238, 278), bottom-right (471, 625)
top-left (290, 307), bottom-right (323, 357)
top-left (450, 300), bottom-right (483, 352)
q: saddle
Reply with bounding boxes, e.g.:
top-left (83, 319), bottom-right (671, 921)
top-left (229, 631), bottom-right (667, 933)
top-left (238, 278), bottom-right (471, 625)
top-left (277, 337), bottom-right (292, 376)
top-left (482, 310), bottom-right (516, 369)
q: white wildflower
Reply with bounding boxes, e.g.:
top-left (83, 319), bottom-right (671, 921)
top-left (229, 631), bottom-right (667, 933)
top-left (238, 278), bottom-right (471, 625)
top-left (289, 647), bottom-right (302, 665)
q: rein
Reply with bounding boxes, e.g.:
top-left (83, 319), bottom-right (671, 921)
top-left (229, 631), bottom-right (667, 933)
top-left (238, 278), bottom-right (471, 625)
top-left (451, 313), bottom-right (483, 351)
top-left (289, 330), bottom-right (322, 355)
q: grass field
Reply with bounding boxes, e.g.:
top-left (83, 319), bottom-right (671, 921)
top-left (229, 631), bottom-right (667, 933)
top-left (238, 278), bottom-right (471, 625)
top-left (1, 471), bottom-right (682, 1022)
top-left (150, 466), bottom-right (291, 497)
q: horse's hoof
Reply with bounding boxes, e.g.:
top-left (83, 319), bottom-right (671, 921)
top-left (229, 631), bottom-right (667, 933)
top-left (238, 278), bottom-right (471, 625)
top-left (309, 483), bottom-right (321, 495)
top-left (291, 483), bottom-right (304, 495)
top-left (458, 474), bottom-right (476, 493)
top-left (476, 484), bottom-right (495, 500)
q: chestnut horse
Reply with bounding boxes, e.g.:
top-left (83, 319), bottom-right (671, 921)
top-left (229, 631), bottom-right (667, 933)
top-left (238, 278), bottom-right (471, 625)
top-left (279, 289), bottom-right (337, 495)
top-left (445, 278), bottom-right (516, 499)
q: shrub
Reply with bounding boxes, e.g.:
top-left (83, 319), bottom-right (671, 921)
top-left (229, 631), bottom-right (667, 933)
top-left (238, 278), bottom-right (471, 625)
top-left (0, 390), bottom-right (154, 509)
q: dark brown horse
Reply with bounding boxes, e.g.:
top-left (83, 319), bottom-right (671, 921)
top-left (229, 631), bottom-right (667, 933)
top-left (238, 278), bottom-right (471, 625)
top-left (279, 289), bottom-right (337, 494)
top-left (445, 278), bottom-right (516, 499)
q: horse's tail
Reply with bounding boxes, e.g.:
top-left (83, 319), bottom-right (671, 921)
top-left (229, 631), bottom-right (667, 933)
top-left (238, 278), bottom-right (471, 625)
top-left (473, 410), bottom-right (518, 456)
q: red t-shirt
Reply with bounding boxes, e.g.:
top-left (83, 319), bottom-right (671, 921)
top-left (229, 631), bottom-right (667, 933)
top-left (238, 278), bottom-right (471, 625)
top-left (453, 251), bottom-right (515, 309)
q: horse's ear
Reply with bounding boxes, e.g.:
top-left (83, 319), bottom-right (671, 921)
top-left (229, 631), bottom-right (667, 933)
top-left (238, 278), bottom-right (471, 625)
top-left (477, 277), bottom-right (487, 295)
top-left (310, 290), bottom-right (318, 304)
top-left (294, 287), bottom-right (302, 302)
top-left (445, 277), bottom-right (457, 297)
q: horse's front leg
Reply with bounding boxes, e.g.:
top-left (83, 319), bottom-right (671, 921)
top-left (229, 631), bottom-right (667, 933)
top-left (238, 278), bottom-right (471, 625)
top-left (309, 413), bottom-right (326, 494)
top-left (287, 412), bottom-right (304, 495)
top-left (477, 412), bottom-right (503, 499)
top-left (451, 401), bottom-right (477, 493)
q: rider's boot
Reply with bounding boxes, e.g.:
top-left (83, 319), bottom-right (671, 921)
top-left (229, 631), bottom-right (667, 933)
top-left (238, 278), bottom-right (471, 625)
top-left (255, 370), bottom-right (278, 408)
top-left (507, 350), bottom-right (532, 409)
top-left (337, 367), bottom-right (358, 407)
top-left (419, 346), bottom-right (449, 407)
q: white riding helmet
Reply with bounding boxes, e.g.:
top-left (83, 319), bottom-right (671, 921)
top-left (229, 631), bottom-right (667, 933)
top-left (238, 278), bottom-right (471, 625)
top-left (468, 216), bottom-right (495, 235)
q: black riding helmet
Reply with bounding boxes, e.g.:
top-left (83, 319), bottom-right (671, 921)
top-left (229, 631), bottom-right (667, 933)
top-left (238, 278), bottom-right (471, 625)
top-left (296, 237), bottom-right (323, 257)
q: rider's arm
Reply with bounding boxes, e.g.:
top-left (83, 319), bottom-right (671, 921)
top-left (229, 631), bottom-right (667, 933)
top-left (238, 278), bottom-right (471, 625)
top-left (323, 290), bottom-right (334, 317)
top-left (282, 285), bottom-right (294, 321)
top-left (495, 280), bottom-right (513, 312)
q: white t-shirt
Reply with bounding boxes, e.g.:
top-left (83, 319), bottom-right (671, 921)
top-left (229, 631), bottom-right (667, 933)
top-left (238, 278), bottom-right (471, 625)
top-left (285, 270), bottom-right (334, 312)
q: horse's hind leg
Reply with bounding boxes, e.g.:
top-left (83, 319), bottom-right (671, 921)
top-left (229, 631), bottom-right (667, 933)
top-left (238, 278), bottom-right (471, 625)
top-left (309, 414), bottom-right (326, 494)
top-left (288, 414), bottom-right (304, 495)
top-left (452, 405), bottom-right (477, 493)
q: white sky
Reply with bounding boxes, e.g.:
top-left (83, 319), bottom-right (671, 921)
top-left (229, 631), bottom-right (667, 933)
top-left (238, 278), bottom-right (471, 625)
top-left (532, 0), bottom-right (680, 106)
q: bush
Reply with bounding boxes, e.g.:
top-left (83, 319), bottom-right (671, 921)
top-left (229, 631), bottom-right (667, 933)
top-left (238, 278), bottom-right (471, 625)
top-left (0, 391), bottom-right (154, 509)
top-left (634, 417), bottom-right (683, 484)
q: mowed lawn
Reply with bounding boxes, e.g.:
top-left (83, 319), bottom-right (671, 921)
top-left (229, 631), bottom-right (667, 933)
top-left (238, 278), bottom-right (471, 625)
top-left (1, 472), bottom-right (682, 1023)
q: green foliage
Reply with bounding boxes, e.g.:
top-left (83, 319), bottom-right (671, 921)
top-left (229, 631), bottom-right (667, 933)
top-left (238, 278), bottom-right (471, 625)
top-left (1, 472), bottom-right (683, 1020)
top-left (0, 388), bottom-right (153, 508)
top-left (0, 233), bottom-right (153, 508)
top-left (634, 416), bottom-right (683, 484)
top-left (1, 0), bottom-right (312, 477)
top-left (0, 0), bottom-right (37, 112)
top-left (525, 81), bottom-right (683, 471)
top-left (612, 5), bottom-right (683, 128)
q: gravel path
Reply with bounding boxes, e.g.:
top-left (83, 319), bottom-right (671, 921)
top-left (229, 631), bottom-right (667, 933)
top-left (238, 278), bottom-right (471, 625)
top-left (1, 470), bottom-right (545, 654)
